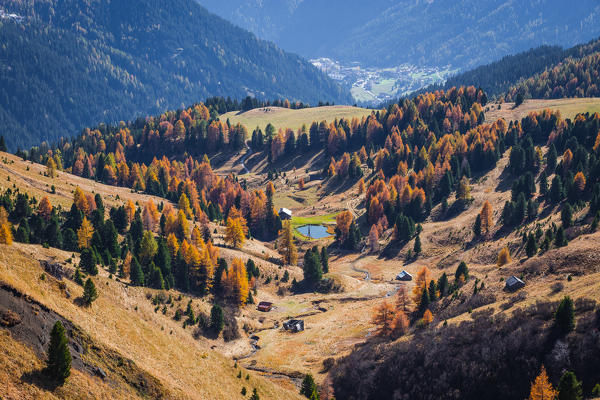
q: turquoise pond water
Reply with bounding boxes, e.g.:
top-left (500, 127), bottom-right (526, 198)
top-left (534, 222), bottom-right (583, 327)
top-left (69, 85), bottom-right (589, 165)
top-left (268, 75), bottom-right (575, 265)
top-left (296, 224), bottom-right (330, 239)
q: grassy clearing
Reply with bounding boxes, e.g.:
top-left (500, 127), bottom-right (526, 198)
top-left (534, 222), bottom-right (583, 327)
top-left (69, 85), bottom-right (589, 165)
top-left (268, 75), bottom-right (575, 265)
top-left (485, 97), bottom-right (600, 123)
top-left (221, 106), bottom-right (374, 133)
top-left (291, 213), bottom-right (338, 229)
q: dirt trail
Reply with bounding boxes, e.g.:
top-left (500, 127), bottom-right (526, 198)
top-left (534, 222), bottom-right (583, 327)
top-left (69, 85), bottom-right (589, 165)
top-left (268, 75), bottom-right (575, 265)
top-left (239, 141), bottom-right (252, 175)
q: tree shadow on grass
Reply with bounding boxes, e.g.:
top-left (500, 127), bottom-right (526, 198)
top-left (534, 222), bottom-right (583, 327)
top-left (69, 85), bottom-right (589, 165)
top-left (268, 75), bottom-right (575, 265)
top-left (21, 368), bottom-right (63, 391)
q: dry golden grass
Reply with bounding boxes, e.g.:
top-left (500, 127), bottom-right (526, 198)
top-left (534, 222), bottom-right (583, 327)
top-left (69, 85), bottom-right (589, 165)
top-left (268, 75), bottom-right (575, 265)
top-left (485, 97), bottom-right (600, 123)
top-left (0, 151), bottom-right (169, 211)
top-left (0, 329), bottom-right (146, 400)
top-left (221, 106), bottom-right (374, 134)
top-left (0, 243), bottom-right (303, 399)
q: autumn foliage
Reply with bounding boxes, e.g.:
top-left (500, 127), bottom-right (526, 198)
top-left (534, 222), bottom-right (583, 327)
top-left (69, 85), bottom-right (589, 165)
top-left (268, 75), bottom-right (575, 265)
top-left (480, 201), bottom-right (493, 235)
top-left (0, 207), bottom-right (12, 245)
top-left (497, 246), bottom-right (512, 267)
top-left (372, 301), bottom-right (395, 337)
top-left (77, 217), bottom-right (94, 249)
top-left (528, 365), bottom-right (557, 400)
top-left (221, 257), bottom-right (249, 305)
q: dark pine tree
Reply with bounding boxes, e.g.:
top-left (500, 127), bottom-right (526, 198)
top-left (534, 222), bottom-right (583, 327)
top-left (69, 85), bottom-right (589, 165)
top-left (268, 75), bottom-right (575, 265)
top-left (46, 321), bottom-right (71, 384)
top-left (554, 296), bottom-right (575, 336)
top-left (82, 278), bottom-right (98, 306)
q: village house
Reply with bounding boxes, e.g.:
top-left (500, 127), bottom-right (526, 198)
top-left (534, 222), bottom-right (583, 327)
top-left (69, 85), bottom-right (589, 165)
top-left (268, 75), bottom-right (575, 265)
top-left (396, 270), bottom-right (413, 281)
top-left (257, 301), bottom-right (273, 312)
top-left (279, 208), bottom-right (292, 220)
top-left (505, 276), bottom-right (525, 292)
top-left (283, 319), bottom-right (304, 332)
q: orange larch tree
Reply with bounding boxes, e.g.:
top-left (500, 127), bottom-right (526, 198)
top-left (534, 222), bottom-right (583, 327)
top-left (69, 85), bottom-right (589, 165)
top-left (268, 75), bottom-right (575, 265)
top-left (38, 196), bottom-right (53, 220)
top-left (528, 365), bottom-right (557, 400)
top-left (480, 201), bottom-right (493, 235)
top-left (412, 266), bottom-right (431, 304)
top-left (372, 300), bottom-right (395, 337)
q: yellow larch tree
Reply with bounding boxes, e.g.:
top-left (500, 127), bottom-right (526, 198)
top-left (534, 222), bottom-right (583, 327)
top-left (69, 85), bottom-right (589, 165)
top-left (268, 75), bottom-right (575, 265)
top-left (0, 207), bottom-right (13, 245)
top-left (225, 216), bottom-right (245, 249)
top-left (46, 157), bottom-right (57, 178)
top-left (178, 193), bottom-right (193, 219)
top-left (372, 300), bottom-right (395, 337)
top-left (412, 266), bottom-right (431, 304)
top-left (38, 196), bottom-right (53, 220)
top-left (142, 199), bottom-right (160, 231)
top-left (125, 200), bottom-right (136, 224)
top-left (278, 220), bottom-right (297, 265)
top-left (497, 246), bottom-right (512, 267)
top-left (222, 257), bottom-right (249, 306)
top-left (73, 187), bottom-right (89, 215)
top-left (166, 233), bottom-right (180, 257)
top-left (77, 217), bottom-right (94, 249)
top-left (422, 309), bottom-right (434, 325)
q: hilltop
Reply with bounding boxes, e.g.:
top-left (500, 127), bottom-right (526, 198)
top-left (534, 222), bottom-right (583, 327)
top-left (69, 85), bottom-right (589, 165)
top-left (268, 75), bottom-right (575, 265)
top-left (221, 106), bottom-right (374, 136)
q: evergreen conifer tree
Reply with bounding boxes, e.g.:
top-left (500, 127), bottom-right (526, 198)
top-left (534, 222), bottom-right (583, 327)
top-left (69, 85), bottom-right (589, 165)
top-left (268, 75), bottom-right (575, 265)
top-left (300, 374), bottom-right (318, 398)
top-left (554, 296), bottom-right (575, 335)
top-left (526, 233), bottom-right (538, 257)
top-left (47, 321), bottom-right (71, 383)
top-left (558, 371), bottom-right (582, 400)
top-left (303, 248), bottom-right (323, 284)
top-left (79, 248), bottom-right (97, 275)
top-left (414, 234), bottom-right (422, 255)
top-left (210, 304), bottom-right (224, 334)
top-left (130, 256), bottom-right (145, 286)
top-left (73, 267), bottom-right (84, 285)
top-left (320, 247), bottom-right (329, 273)
top-left (473, 214), bottom-right (481, 237)
top-left (82, 278), bottom-right (98, 306)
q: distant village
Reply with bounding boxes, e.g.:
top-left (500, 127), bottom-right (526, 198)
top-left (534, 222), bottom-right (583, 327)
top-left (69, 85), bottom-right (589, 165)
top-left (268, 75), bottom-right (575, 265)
top-left (311, 57), bottom-right (456, 105)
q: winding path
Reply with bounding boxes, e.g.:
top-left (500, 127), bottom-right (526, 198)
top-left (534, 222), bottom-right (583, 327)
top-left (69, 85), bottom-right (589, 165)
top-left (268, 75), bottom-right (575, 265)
top-left (239, 141), bottom-right (252, 174)
top-left (349, 255), bottom-right (371, 281)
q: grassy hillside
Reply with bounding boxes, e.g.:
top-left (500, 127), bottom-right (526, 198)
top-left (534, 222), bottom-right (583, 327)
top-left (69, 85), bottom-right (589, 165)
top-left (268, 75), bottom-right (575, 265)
top-left (484, 98), bottom-right (600, 123)
top-left (221, 106), bottom-right (374, 133)
top-left (0, 0), bottom-right (351, 151)
top-left (5, 82), bottom-right (600, 399)
top-left (0, 152), bottom-right (304, 400)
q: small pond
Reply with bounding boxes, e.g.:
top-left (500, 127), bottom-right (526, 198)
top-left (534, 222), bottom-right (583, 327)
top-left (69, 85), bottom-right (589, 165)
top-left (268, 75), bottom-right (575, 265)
top-left (297, 224), bottom-right (331, 239)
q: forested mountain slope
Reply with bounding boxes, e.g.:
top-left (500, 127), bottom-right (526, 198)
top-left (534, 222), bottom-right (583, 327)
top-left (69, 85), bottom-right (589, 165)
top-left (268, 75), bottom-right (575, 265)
top-left (423, 37), bottom-right (600, 99)
top-left (506, 40), bottom-right (600, 101)
top-left (199, 0), bottom-right (600, 70)
top-left (0, 0), bottom-right (350, 151)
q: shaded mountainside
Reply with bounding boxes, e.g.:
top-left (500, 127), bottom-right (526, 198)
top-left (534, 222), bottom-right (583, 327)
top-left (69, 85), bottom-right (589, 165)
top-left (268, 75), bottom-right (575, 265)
top-left (331, 300), bottom-right (600, 400)
top-left (0, 0), bottom-right (351, 151)
top-left (196, 0), bottom-right (395, 62)
top-left (199, 0), bottom-right (600, 70)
